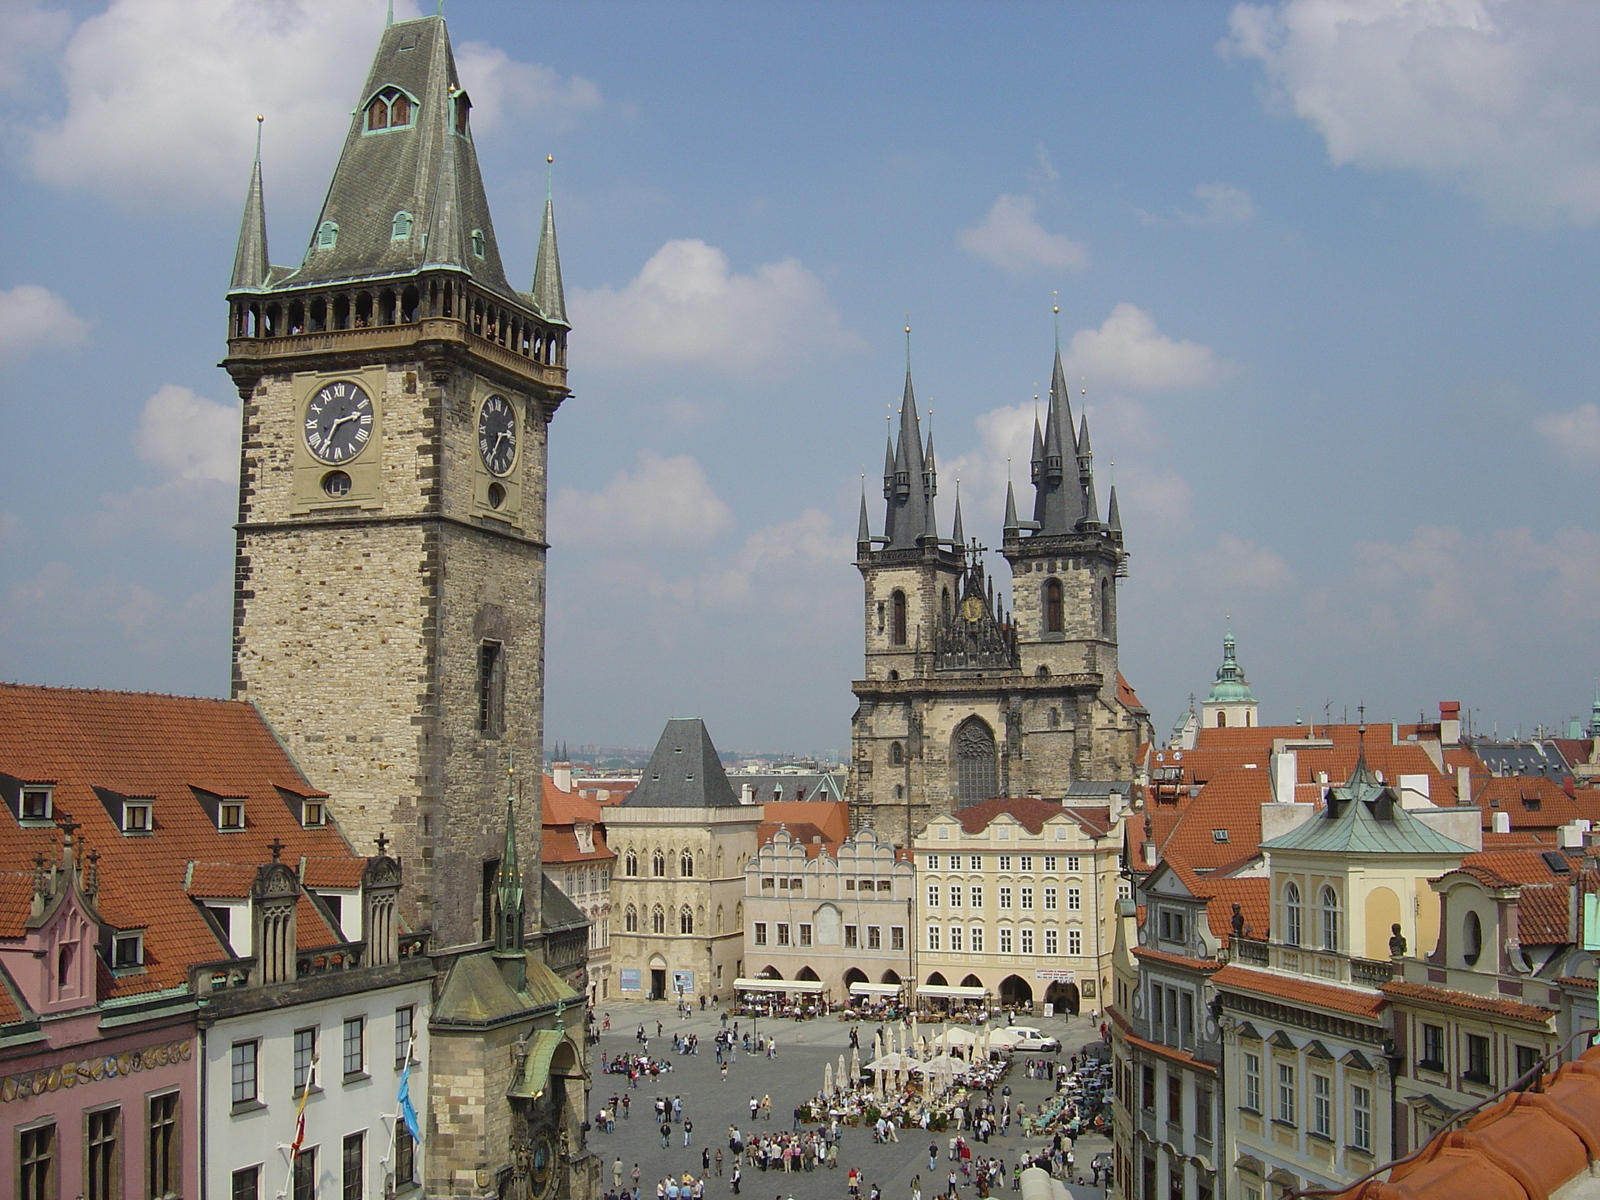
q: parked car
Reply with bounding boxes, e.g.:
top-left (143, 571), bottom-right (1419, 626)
top-left (1003, 1026), bottom-right (1061, 1052)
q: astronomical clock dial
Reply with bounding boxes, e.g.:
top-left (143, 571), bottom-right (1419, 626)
top-left (478, 393), bottom-right (518, 476)
top-left (961, 595), bottom-right (985, 623)
top-left (303, 381), bottom-right (374, 464)
top-left (530, 1130), bottom-right (556, 1200)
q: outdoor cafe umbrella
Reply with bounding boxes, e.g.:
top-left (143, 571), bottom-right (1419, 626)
top-left (839, 1053), bottom-right (849, 1091)
top-left (850, 1045), bottom-right (861, 1081)
top-left (824, 1062), bottom-right (834, 1096)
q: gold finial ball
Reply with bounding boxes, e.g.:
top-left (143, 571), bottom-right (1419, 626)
top-left (547, 154), bottom-right (554, 164)
top-left (256, 114), bottom-right (264, 123)
top-left (1052, 306), bottom-right (1059, 314)
top-left (905, 326), bottom-right (911, 334)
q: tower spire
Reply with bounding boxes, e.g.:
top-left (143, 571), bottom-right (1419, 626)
top-left (951, 480), bottom-right (965, 549)
top-left (857, 478), bottom-right (872, 547)
top-left (493, 757), bottom-right (527, 988)
top-left (1002, 477), bottom-right (1020, 534)
top-left (1078, 411), bottom-right (1100, 526)
top-left (531, 154), bottom-right (568, 326)
top-left (883, 329), bottom-right (931, 550)
top-left (229, 116), bottom-right (271, 292)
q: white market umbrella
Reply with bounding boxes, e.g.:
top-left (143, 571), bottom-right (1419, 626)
top-left (825, 1062), bottom-right (834, 1095)
top-left (839, 1053), bottom-right (849, 1090)
top-left (850, 1046), bottom-right (861, 1081)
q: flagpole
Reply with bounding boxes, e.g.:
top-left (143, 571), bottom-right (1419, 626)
top-left (279, 1054), bottom-right (319, 1200)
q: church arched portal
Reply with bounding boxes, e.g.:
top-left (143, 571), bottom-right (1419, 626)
top-left (1044, 981), bottom-right (1080, 1015)
top-left (953, 716), bottom-right (998, 805)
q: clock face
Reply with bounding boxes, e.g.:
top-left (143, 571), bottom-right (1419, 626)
top-left (478, 394), bottom-right (517, 476)
top-left (304, 381), bottom-right (374, 465)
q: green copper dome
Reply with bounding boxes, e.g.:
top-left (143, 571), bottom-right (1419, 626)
top-left (1207, 630), bottom-right (1255, 703)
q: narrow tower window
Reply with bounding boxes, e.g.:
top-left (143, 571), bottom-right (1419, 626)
top-left (478, 641), bottom-right (505, 737)
top-left (455, 93), bottom-right (472, 135)
top-left (1044, 578), bottom-right (1064, 633)
top-left (891, 590), bottom-right (907, 645)
top-left (890, 742), bottom-right (904, 766)
top-left (1100, 578), bottom-right (1112, 635)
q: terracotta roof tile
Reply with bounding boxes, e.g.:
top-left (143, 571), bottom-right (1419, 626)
top-left (1133, 945), bottom-right (1219, 971)
top-left (1211, 963), bottom-right (1386, 1019)
top-left (1461, 849), bottom-right (1573, 885)
top-left (0, 684), bottom-right (370, 997)
top-left (541, 827), bottom-right (615, 865)
top-left (1468, 776), bottom-right (1583, 829)
top-left (1117, 673), bottom-right (1146, 713)
top-left (186, 863), bottom-right (258, 899)
top-left (1381, 979), bottom-right (1556, 1025)
top-left (1513, 882), bottom-right (1572, 944)
top-left (761, 801), bottom-right (850, 843)
top-left (955, 797), bottom-right (1070, 836)
top-left (543, 777), bottom-right (604, 825)
top-left (0, 963), bottom-right (30, 1028)
top-left (302, 857), bottom-right (367, 889)
top-left (1159, 768), bottom-right (1271, 872)
top-left (1204, 877), bottom-right (1272, 942)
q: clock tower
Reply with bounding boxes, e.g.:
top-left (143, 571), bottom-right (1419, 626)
top-left (221, 13), bottom-right (566, 949)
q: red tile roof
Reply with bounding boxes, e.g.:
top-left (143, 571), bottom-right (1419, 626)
top-left (186, 863), bottom-right (258, 899)
top-left (1512, 883), bottom-right (1572, 945)
top-left (1203, 877), bottom-right (1272, 943)
top-left (1159, 768), bottom-right (1272, 872)
top-left (0, 684), bottom-right (372, 997)
top-left (1460, 849), bottom-right (1573, 885)
top-left (762, 801), bottom-right (850, 843)
top-left (1211, 963), bottom-right (1386, 1018)
top-left (543, 777), bottom-right (604, 825)
top-left (303, 857), bottom-right (367, 889)
top-left (1467, 776), bottom-right (1584, 829)
top-left (541, 827), bottom-right (615, 865)
top-left (1133, 945), bottom-right (1219, 972)
top-left (1117, 673), bottom-right (1146, 713)
top-left (1380, 980), bottom-right (1556, 1025)
top-left (955, 796), bottom-right (1070, 836)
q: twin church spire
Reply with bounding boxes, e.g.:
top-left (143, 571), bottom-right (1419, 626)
top-left (226, 13), bottom-right (565, 326)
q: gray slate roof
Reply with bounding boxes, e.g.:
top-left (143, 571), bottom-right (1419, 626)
top-left (255, 15), bottom-right (521, 305)
top-left (623, 719), bottom-right (740, 808)
top-left (729, 773), bottom-right (843, 805)
top-left (540, 873), bottom-right (589, 935)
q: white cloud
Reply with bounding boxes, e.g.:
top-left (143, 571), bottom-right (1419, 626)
top-left (959, 194), bottom-right (1089, 273)
top-left (0, 284), bottom-right (88, 362)
top-left (550, 451), bottom-right (733, 547)
top-left (0, 0), bottom-right (69, 94)
top-left (1534, 403), bottom-right (1600, 468)
top-left (20, 0), bottom-right (600, 208)
top-left (1205, 533), bottom-right (1294, 590)
top-left (571, 239), bottom-right (863, 375)
top-left (134, 385), bottom-right (240, 483)
top-left (1181, 183), bottom-right (1257, 225)
top-left (1226, 0), bottom-right (1600, 224)
top-left (1064, 303), bottom-right (1231, 391)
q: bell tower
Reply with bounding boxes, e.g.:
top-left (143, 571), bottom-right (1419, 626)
top-left (221, 13), bottom-right (567, 949)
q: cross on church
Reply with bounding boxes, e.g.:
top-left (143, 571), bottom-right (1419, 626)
top-left (57, 817), bottom-right (81, 841)
top-left (375, 831), bottom-right (389, 856)
top-left (267, 838), bottom-right (285, 863)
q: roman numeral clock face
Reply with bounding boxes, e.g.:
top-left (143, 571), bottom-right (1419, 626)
top-left (478, 394), bottom-right (517, 476)
top-left (303, 381), bottom-right (373, 464)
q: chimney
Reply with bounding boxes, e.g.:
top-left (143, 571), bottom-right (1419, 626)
top-left (1391, 720), bottom-right (1399, 746)
top-left (1439, 701), bottom-right (1461, 747)
top-left (741, 783), bottom-right (755, 804)
top-left (1457, 765), bottom-right (1471, 806)
top-left (1560, 822), bottom-right (1584, 849)
top-left (1492, 811), bottom-right (1511, 834)
top-left (1271, 749), bottom-right (1297, 804)
top-left (553, 762), bottom-right (572, 792)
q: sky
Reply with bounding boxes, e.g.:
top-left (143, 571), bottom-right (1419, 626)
top-left (5, 0), bottom-right (1600, 757)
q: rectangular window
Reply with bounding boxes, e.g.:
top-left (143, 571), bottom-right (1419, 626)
top-left (949, 925), bottom-right (963, 951)
top-left (927, 884), bottom-right (940, 907)
top-left (867, 926), bottom-right (881, 949)
top-left (1243, 1053), bottom-right (1261, 1113)
top-left (396, 1125), bottom-right (416, 1187)
top-left (1019, 886), bottom-right (1034, 909)
top-left (843, 925), bottom-right (857, 948)
top-left (293, 1147), bottom-right (316, 1200)
top-left (21, 787), bottom-right (52, 821)
top-left (1516, 1044), bottom-right (1540, 1081)
top-left (87, 1107), bottom-right (119, 1200)
top-left (1168, 1072), bottom-right (1183, 1124)
top-left (1068, 929), bottom-right (1082, 955)
top-left (232, 1040), bottom-right (259, 1105)
top-left (1043, 855), bottom-right (1057, 871)
top-left (1181, 993), bottom-right (1194, 1043)
top-left (1277, 1063), bottom-right (1297, 1125)
top-left (233, 1165), bottom-right (261, 1200)
top-left (343, 1016), bottom-right (365, 1078)
top-left (111, 931), bottom-right (143, 968)
top-left (396, 1005), bottom-right (414, 1069)
top-left (799, 924), bottom-right (812, 946)
top-left (1019, 927), bottom-right (1034, 953)
top-left (776, 923), bottom-right (790, 946)
top-left (1140, 1065), bottom-right (1155, 1111)
top-left (1043, 886), bottom-right (1058, 910)
top-left (343, 1131), bottom-right (364, 1200)
top-left (970, 925), bottom-right (984, 952)
top-left (999, 886), bottom-right (1013, 909)
top-left (219, 800), bottom-right (246, 830)
top-left (21, 1123), bottom-right (55, 1200)
top-left (478, 641), bottom-right (505, 736)
top-left (1422, 1023), bottom-right (1445, 1070)
top-left (949, 884), bottom-right (962, 907)
top-left (753, 922), bottom-right (767, 946)
top-left (969, 855), bottom-right (982, 870)
top-left (1195, 1085), bottom-right (1213, 1140)
top-left (927, 926), bottom-right (941, 951)
top-left (925, 855), bottom-right (939, 869)
top-left (1044, 928), bottom-right (1058, 955)
top-left (123, 801), bottom-right (152, 832)
top-left (1466, 1033), bottom-right (1491, 1084)
top-left (1066, 855), bottom-right (1081, 871)
top-left (998, 855), bottom-right (1012, 871)
top-left (149, 1091), bottom-right (180, 1199)
top-left (970, 885), bottom-right (984, 908)
top-left (1312, 1073), bottom-right (1332, 1138)
top-left (999, 927), bottom-right (1013, 953)
top-left (294, 1027), bottom-right (317, 1093)
top-left (1068, 887), bottom-right (1082, 911)
top-left (1351, 1084), bottom-right (1372, 1152)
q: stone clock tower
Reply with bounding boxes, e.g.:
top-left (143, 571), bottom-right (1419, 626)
top-left (221, 14), bottom-right (566, 950)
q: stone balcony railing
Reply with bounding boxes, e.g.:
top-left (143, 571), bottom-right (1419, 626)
top-left (1229, 936), bottom-right (1394, 987)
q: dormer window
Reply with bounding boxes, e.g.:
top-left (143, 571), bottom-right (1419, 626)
top-left (454, 92), bottom-right (471, 135)
top-left (317, 221), bottom-right (339, 250)
top-left (470, 229), bottom-right (486, 259)
top-left (123, 800), bottom-right (153, 833)
top-left (218, 801), bottom-right (245, 831)
top-left (365, 87), bottom-right (414, 132)
top-left (302, 801), bottom-right (325, 828)
top-left (392, 211), bottom-right (413, 241)
top-left (20, 786), bottom-right (52, 823)
top-left (112, 932), bottom-right (144, 969)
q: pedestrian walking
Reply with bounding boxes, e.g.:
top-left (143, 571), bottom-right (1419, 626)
top-left (929, 1144), bottom-right (938, 1172)
top-left (661, 1124), bottom-right (672, 1149)
top-left (717, 1149), bottom-right (724, 1177)
top-left (615, 1159), bottom-right (625, 1188)
top-left (912, 1175), bottom-right (922, 1200)
top-left (704, 1149), bottom-right (712, 1172)
top-left (722, 1063), bottom-right (729, 1082)
top-left (731, 1166), bottom-right (742, 1195)
top-left (685, 1119), bottom-right (695, 1147)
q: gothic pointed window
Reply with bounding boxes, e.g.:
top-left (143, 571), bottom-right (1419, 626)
top-left (953, 717), bottom-right (998, 805)
top-left (1100, 578), bottom-right (1112, 636)
top-left (941, 588), bottom-right (951, 625)
top-left (317, 221), bottom-right (339, 250)
top-left (652, 851), bottom-right (665, 878)
top-left (652, 906), bottom-right (665, 935)
top-left (454, 93), bottom-right (472, 135)
top-left (471, 229), bottom-right (486, 259)
top-left (365, 87), bottom-right (415, 132)
top-left (624, 905), bottom-right (638, 933)
top-left (680, 852), bottom-right (693, 878)
top-left (891, 590), bottom-right (907, 645)
top-left (679, 907), bottom-right (694, 935)
top-left (1044, 578), bottom-right (1064, 633)
top-left (625, 851), bottom-right (638, 876)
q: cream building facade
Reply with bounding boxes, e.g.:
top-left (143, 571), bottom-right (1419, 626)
top-left (607, 720), bottom-right (761, 1002)
top-left (743, 826), bottom-right (914, 995)
top-left (912, 797), bottom-right (1125, 1013)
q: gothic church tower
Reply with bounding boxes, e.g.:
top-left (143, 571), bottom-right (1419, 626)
top-left (221, 14), bottom-right (567, 949)
top-left (850, 342), bottom-right (1150, 843)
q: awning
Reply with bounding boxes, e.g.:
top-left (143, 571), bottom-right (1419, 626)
top-left (849, 982), bottom-right (902, 996)
top-left (917, 985), bottom-right (989, 1000)
top-left (734, 978), bottom-right (826, 994)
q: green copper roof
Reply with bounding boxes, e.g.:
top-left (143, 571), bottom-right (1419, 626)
top-left (1262, 761), bottom-right (1472, 857)
top-left (1207, 630), bottom-right (1255, 703)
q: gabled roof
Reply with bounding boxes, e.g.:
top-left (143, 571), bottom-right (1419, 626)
top-left (622, 719), bottom-right (739, 808)
top-left (540, 827), bottom-right (613, 866)
top-left (542, 777), bottom-right (603, 826)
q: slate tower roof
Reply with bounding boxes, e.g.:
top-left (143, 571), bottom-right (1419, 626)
top-left (881, 367), bottom-right (938, 550)
top-left (624, 719), bottom-right (740, 808)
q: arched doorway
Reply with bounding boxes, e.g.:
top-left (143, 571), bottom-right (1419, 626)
top-left (844, 967), bottom-right (868, 985)
top-left (1044, 981), bottom-right (1080, 1015)
top-left (881, 970), bottom-right (901, 985)
top-left (797, 966), bottom-right (820, 982)
top-left (960, 974), bottom-right (983, 989)
top-left (758, 966), bottom-right (784, 979)
top-left (649, 953), bottom-right (668, 1000)
top-left (999, 974), bottom-right (1033, 1009)
top-left (953, 717), bottom-right (998, 804)
top-left (926, 972), bottom-right (948, 986)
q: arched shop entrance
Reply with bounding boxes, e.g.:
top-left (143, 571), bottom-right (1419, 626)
top-left (1044, 980), bottom-right (1080, 1015)
top-left (999, 975), bottom-right (1033, 1008)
